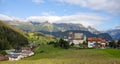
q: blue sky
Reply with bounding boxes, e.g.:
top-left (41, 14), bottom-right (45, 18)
top-left (0, 0), bottom-right (120, 30)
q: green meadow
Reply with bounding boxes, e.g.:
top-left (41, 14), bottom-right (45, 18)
top-left (0, 45), bottom-right (120, 64)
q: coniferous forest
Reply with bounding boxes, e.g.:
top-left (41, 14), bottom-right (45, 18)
top-left (0, 20), bottom-right (28, 50)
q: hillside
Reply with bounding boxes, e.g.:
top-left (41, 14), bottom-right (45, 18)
top-left (0, 20), bottom-right (28, 50)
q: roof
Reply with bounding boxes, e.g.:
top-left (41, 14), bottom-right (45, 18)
top-left (21, 47), bottom-right (31, 51)
top-left (9, 54), bottom-right (20, 58)
top-left (87, 38), bottom-right (106, 43)
top-left (101, 40), bottom-right (106, 43)
top-left (0, 55), bottom-right (8, 61)
top-left (87, 38), bottom-right (102, 41)
top-left (13, 50), bottom-right (21, 53)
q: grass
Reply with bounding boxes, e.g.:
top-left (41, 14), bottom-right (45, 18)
top-left (103, 49), bottom-right (120, 58)
top-left (0, 45), bottom-right (120, 64)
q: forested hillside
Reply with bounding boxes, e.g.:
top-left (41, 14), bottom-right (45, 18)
top-left (0, 20), bottom-right (28, 50)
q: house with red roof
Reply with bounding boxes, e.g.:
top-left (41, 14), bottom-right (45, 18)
top-left (0, 54), bottom-right (8, 61)
top-left (87, 38), bottom-right (106, 48)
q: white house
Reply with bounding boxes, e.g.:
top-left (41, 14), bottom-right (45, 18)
top-left (87, 38), bottom-right (106, 48)
top-left (9, 54), bottom-right (21, 61)
top-left (8, 50), bottom-right (22, 61)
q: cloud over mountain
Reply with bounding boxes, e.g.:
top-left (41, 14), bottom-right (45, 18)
top-left (55, 0), bottom-right (120, 14)
top-left (27, 13), bottom-right (108, 27)
top-left (0, 13), bottom-right (108, 27)
top-left (0, 14), bottom-right (13, 21)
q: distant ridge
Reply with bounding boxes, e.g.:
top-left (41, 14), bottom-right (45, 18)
top-left (106, 28), bottom-right (120, 40)
top-left (2, 20), bottom-right (112, 40)
top-left (4, 20), bottom-right (99, 34)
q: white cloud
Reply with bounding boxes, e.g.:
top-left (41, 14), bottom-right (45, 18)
top-left (55, 0), bottom-right (120, 14)
top-left (27, 13), bottom-right (108, 27)
top-left (0, 13), bottom-right (108, 27)
top-left (41, 11), bottom-right (56, 16)
top-left (27, 16), bottom-right (61, 23)
top-left (32, 0), bottom-right (44, 3)
top-left (0, 14), bottom-right (13, 21)
top-left (0, 14), bottom-right (28, 22)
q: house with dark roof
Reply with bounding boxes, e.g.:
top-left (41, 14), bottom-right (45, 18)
top-left (8, 50), bottom-right (22, 61)
top-left (6, 47), bottom-right (34, 61)
top-left (9, 54), bottom-right (21, 61)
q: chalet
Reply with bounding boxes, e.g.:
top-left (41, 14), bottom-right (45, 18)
top-left (87, 38), bottom-right (106, 48)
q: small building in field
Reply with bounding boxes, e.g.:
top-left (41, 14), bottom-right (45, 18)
top-left (65, 32), bottom-right (86, 45)
top-left (87, 38), bottom-right (106, 48)
top-left (0, 55), bottom-right (8, 61)
top-left (21, 47), bottom-right (34, 58)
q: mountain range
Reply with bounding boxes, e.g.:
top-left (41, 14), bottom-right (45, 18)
top-left (0, 14), bottom-right (99, 33)
top-left (0, 14), bottom-right (117, 40)
top-left (0, 14), bottom-right (120, 40)
top-left (1, 20), bottom-right (113, 40)
top-left (4, 20), bottom-right (100, 34)
top-left (106, 26), bottom-right (120, 40)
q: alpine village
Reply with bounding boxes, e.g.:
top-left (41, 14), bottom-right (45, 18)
top-left (0, 20), bottom-right (120, 64)
top-left (0, 0), bottom-right (120, 64)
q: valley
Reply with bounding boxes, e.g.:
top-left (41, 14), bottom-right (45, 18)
top-left (0, 20), bottom-right (120, 64)
top-left (1, 0), bottom-right (120, 64)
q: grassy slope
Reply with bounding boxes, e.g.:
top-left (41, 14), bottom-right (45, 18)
top-left (28, 32), bottom-right (55, 44)
top-left (0, 45), bottom-right (120, 64)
